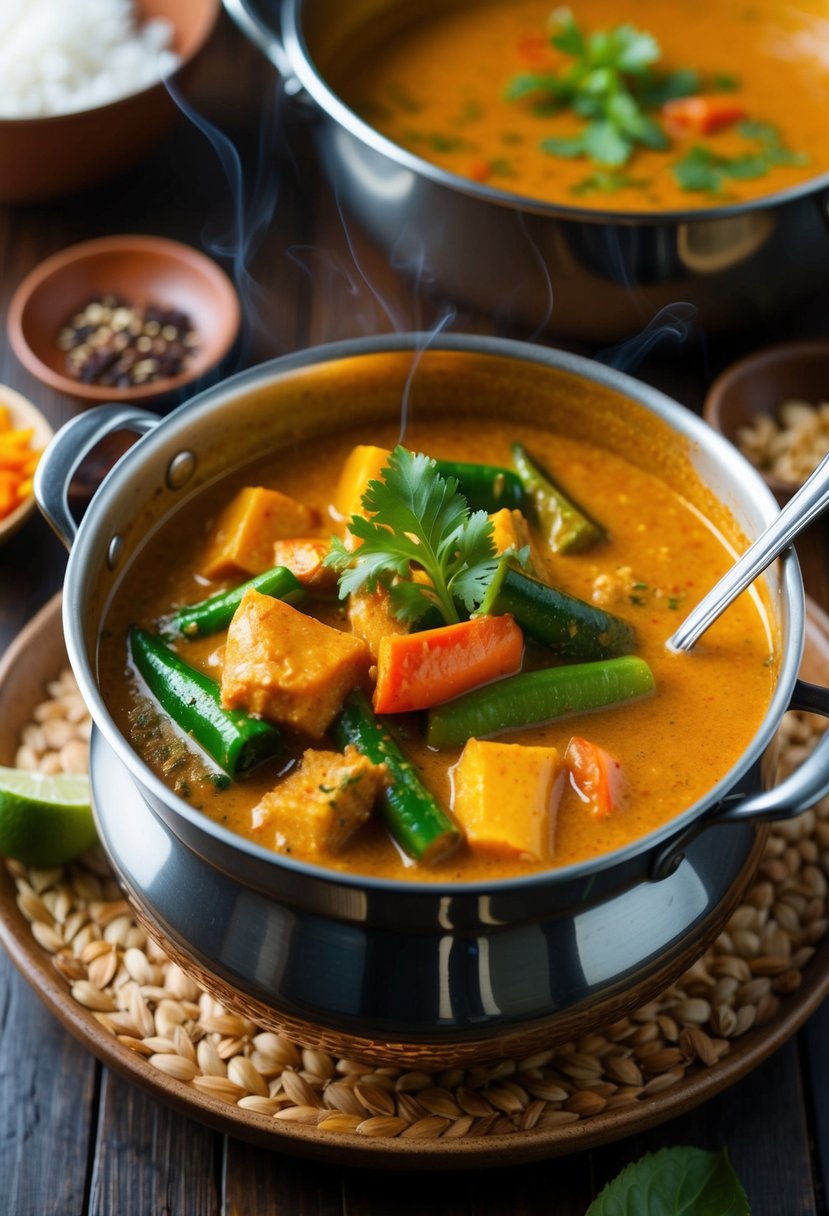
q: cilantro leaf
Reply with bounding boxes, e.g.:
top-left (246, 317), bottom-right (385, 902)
top-left (541, 135), bottom-right (586, 158)
top-left (571, 170), bottom-right (651, 196)
top-left (673, 122), bottom-right (809, 194)
top-left (584, 120), bottom-right (632, 166)
top-left (550, 8), bottom-right (585, 58)
top-left (324, 446), bottom-right (498, 626)
top-left (587, 1146), bottom-right (749, 1216)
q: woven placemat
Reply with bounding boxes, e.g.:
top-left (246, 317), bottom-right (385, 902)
top-left (6, 666), bottom-right (829, 1144)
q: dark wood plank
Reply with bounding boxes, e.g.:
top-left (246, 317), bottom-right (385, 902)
top-left (222, 1142), bottom-right (344, 1216)
top-left (87, 1068), bottom-right (220, 1216)
top-left (342, 1166), bottom-right (469, 1216)
top-left (592, 1037), bottom-right (817, 1215)
top-left (0, 948), bottom-right (97, 1216)
top-left (469, 1156), bottom-right (594, 1216)
top-left (804, 1003), bottom-right (829, 1215)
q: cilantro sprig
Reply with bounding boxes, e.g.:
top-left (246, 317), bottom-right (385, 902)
top-left (674, 120), bottom-right (808, 193)
top-left (325, 446), bottom-right (501, 626)
top-left (506, 8), bottom-right (697, 169)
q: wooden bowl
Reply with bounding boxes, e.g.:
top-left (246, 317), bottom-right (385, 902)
top-left (0, 0), bottom-right (220, 204)
top-left (703, 340), bottom-right (829, 506)
top-left (7, 235), bottom-right (240, 405)
top-left (0, 385), bottom-right (54, 546)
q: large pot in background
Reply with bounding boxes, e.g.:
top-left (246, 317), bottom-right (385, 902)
top-left (34, 334), bottom-right (829, 1066)
top-left (224, 0), bottom-right (829, 343)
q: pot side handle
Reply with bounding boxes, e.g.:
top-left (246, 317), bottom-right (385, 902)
top-left (34, 405), bottom-right (159, 551)
top-left (222, 0), bottom-right (300, 91)
top-left (651, 677), bottom-right (829, 880)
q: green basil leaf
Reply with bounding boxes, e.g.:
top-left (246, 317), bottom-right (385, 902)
top-left (584, 120), bottom-right (632, 166)
top-left (587, 1147), bottom-right (750, 1216)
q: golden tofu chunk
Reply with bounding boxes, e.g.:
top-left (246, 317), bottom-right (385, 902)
top-left (221, 589), bottom-right (370, 737)
top-left (250, 746), bottom-right (387, 860)
top-left (334, 444), bottom-right (391, 525)
top-left (272, 537), bottom-right (338, 592)
top-left (452, 739), bottom-right (564, 862)
top-left (348, 586), bottom-right (409, 662)
top-left (202, 486), bottom-right (321, 580)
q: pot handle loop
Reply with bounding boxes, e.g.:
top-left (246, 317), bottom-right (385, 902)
top-left (222, 0), bottom-right (301, 92)
top-left (34, 405), bottom-right (159, 551)
top-left (651, 676), bottom-right (829, 880)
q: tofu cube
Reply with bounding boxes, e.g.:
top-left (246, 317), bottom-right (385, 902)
top-left (221, 588), bottom-right (370, 737)
top-left (347, 586), bottom-right (409, 662)
top-left (250, 746), bottom-right (387, 859)
top-left (202, 486), bottom-right (321, 579)
top-left (452, 739), bottom-right (564, 862)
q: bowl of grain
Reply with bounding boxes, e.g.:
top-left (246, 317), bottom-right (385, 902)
top-left (703, 340), bottom-right (829, 506)
top-left (0, 0), bottom-right (220, 204)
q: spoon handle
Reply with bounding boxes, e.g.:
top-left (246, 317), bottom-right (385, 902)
top-left (667, 451), bottom-right (829, 653)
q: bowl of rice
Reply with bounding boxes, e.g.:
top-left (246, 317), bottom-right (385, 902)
top-left (703, 340), bottom-right (829, 506)
top-left (0, 0), bottom-right (220, 204)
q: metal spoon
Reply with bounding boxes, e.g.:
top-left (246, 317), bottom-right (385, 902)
top-left (667, 451), bottom-right (829, 653)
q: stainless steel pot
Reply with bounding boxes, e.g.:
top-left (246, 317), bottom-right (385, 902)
top-left (35, 334), bottom-right (829, 1066)
top-left (224, 0), bottom-right (829, 343)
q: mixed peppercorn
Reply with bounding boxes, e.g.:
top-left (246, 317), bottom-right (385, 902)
top-left (57, 294), bottom-right (198, 388)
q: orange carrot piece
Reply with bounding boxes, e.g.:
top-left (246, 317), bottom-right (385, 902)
top-left (467, 159), bottom-right (493, 183)
top-left (0, 405), bottom-right (10, 431)
top-left (373, 614), bottom-right (524, 714)
top-left (661, 96), bottom-right (748, 136)
top-left (515, 34), bottom-right (550, 67)
top-left (564, 736), bottom-right (625, 819)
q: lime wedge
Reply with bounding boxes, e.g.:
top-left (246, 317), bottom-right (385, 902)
top-left (0, 766), bottom-right (96, 866)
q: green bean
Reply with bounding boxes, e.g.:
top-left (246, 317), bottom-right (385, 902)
top-left (426, 656), bottom-right (655, 749)
top-left (479, 559), bottom-right (635, 659)
top-left (432, 459), bottom-right (525, 513)
top-left (130, 627), bottom-right (281, 777)
top-left (512, 442), bottom-right (606, 553)
top-left (165, 566), bottom-right (304, 638)
top-left (334, 690), bottom-right (461, 863)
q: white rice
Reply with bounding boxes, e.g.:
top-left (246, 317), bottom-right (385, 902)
top-left (0, 0), bottom-right (181, 118)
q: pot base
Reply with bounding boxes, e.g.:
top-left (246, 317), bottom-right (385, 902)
top-left (92, 729), bottom-right (768, 1068)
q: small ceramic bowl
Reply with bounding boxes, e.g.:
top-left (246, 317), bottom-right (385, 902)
top-left (0, 385), bottom-right (54, 546)
top-left (7, 235), bottom-right (241, 405)
top-left (703, 340), bottom-right (829, 506)
top-left (0, 0), bottom-right (220, 204)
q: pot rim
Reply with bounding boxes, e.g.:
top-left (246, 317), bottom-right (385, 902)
top-left (62, 332), bottom-right (802, 897)
top-left (279, 0), bottom-right (829, 227)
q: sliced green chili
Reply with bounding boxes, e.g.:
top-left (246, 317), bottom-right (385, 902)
top-left (334, 690), bottom-right (461, 863)
top-left (164, 565), bottom-right (304, 639)
top-left (129, 627), bottom-right (281, 777)
top-left (511, 442), bottom-right (606, 553)
top-left (426, 656), bottom-right (655, 749)
top-left (479, 560), bottom-right (636, 659)
top-left (431, 459), bottom-right (525, 513)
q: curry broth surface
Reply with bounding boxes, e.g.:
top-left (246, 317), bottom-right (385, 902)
top-left (99, 417), bottom-right (774, 882)
top-left (330, 0), bottom-right (829, 212)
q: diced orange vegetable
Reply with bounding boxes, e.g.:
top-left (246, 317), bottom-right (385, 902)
top-left (0, 470), bottom-right (17, 516)
top-left (373, 614), bottom-right (524, 714)
top-left (661, 96), bottom-right (748, 136)
top-left (515, 34), bottom-right (551, 67)
top-left (201, 486), bottom-right (321, 580)
top-left (468, 159), bottom-right (492, 183)
top-left (334, 444), bottom-right (392, 521)
top-left (271, 538), bottom-right (338, 591)
top-left (565, 736), bottom-right (625, 819)
top-left (452, 738), bottom-right (564, 861)
top-left (0, 405), bottom-right (10, 430)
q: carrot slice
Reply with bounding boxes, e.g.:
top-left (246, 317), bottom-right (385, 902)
top-left (661, 96), bottom-right (748, 136)
top-left (373, 614), bottom-right (524, 714)
top-left (565, 736), bottom-right (625, 818)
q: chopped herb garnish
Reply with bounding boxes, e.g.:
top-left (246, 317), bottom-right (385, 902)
top-left (453, 99), bottom-right (482, 126)
top-left (325, 446), bottom-right (500, 627)
top-left (673, 123), bottom-right (808, 194)
top-left (386, 82), bottom-right (421, 113)
top-left (711, 72), bottom-right (740, 92)
top-left (571, 170), bottom-right (651, 196)
top-left (507, 9), bottom-right (689, 169)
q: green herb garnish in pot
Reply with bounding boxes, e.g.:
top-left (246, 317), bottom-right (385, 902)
top-left (324, 445), bottom-right (501, 626)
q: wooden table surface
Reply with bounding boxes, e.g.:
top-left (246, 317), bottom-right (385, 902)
top-left (2, 14), bottom-right (829, 1215)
